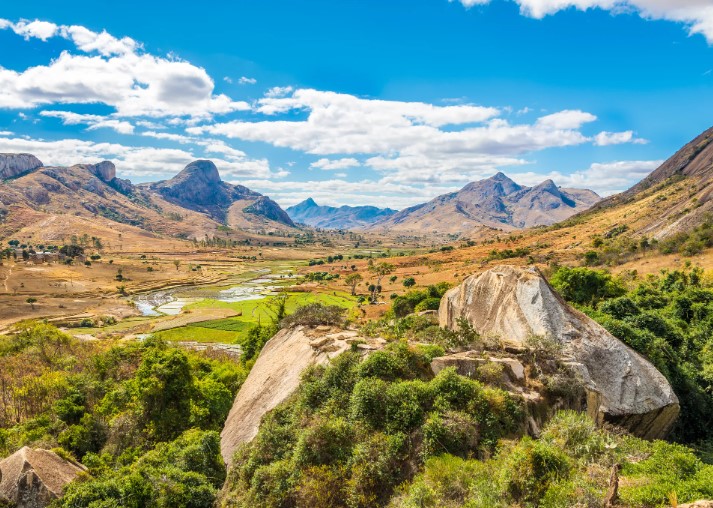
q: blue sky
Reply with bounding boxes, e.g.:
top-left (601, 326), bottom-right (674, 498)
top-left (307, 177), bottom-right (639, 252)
top-left (0, 0), bottom-right (712, 208)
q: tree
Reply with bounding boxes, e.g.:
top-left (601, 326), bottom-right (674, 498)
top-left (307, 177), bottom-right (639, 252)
top-left (173, 260), bottom-right (181, 271)
top-left (368, 263), bottom-right (394, 303)
top-left (345, 273), bottom-right (363, 296)
top-left (389, 275), bottom-right (398, 283)
top-left (26, 297), bottom-right (37, 309)
top-left (403, 277), bottom-right (416, 288)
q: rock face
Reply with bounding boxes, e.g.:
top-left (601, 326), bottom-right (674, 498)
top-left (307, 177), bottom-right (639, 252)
top-left (0, 447), bottom-right (86, 507)
top-left (370, 172), bottom-right (600, 234)
top-left (220, 326), bottom-right (380, 466)
top-left (149, 160), bottom-right (295, 227)
top-left (439, 266), bottom-right (679, 439)
top-left (85, 161), bottom-right (116, 182)
top-left (0, 154), bottom-right (43, 180)
top-left (286, 197), bottom-right (397, 229)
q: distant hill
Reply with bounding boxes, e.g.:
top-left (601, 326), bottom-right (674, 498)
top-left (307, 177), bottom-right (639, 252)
top-left (143, 160), bottom-right (294, 229)
top-left (0, 156), bottom-right (295, 244)
top-left (369, 172), bottom-right (600, 235)
top-left (286, 198), bottom-right (396, 229)
top-left (584, 126), bottom-right (713, 239)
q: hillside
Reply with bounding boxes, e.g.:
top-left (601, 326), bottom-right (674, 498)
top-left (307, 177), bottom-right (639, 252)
top-left (369, 172), bottom-right (600, 235)
top-left (0, 155), bottom-right (296, 246)
top-left (286, 197), bottom-right (396, 229)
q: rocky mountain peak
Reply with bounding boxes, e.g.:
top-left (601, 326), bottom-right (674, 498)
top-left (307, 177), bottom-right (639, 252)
top-left (176, 160), bottom-right (222, 186)
top-left (84, 161), bottom-right (116, 182)
top-left (531, 179), bottom-right (560, 196)
top-left (0, 153), bottom-right (44, 180)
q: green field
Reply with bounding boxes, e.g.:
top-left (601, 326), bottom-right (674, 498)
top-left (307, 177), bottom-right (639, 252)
top-left (152, 291), bottom-right (356, 344)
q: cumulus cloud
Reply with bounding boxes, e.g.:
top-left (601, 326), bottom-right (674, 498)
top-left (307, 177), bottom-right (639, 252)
top-left (190, 88), bottom-right (630, 185)
top-left (453, 0), bottom-right (713, 43)
top-left (594, 130), bottom-right (647, 146)
top-left (0, 19), bottom-right (248, 117)
top-left (237, 177), bottom-right (460, 209)
top-left (238, 76), bottom-right (257, 85)
top-left (310, 158), bottom-right (362, 170)
top-left (511, 159), bottom-right (663, 196)
top-left (40, 110), bottom-right (135, 134)
top-left (0, 133), bottom-right (278, 181)
top-left (11, 20), bottom-right (59, 41)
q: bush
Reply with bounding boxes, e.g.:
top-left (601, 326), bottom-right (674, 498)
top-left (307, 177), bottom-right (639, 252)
top-left (414, 297), bottom-right (441, 313)
top-left (501, 437), bottom-right (572, 505)
top-left (550, 266), bottom-right (626, 305)
top-left (280, 303), bottom-right (346, 328)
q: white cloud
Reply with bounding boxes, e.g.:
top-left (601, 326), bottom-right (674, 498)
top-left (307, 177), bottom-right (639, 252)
top-left (40, 110), bottom-right (135, 134)
top-left (310, 158), bottom-right (362, 170)
top-left (189, 88), bottom-right (643, 186)
top-left (11, 20), bottom-right (59, 41)
top-left (536, 109), bottom-right (597, 129)
top-left (0, 134), bottom-right (278, 181)
top-left (453, 0), bottom-right (713, 43)
top-left (511, 159), bottom-right (663, 196)
top-left (223, 76), bottom-right (233, 84)
top-left (0, 20), bottom-right (248, 118)
top-left (141, 130), bottom-right (194, 143)
top-left (594, 130), bottom-right (647, 146)
top-left (60, 25), bottom-right (138, 56)
top-left (237, 177), bottom-right (461, 209)
top-left (238, 76), bottom-right (257, 85)
top-left (265, 86), bottom-right (294, 98)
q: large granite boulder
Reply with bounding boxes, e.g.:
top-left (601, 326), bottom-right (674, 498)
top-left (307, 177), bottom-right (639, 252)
top-left (0, 154), bottom-right (43, 180)
top-left (0, 447), bottom-right (86, 507)
top-left (220, 326), bottom-right (383, 467)
top-left (439, 265), bottom-right (679, 439)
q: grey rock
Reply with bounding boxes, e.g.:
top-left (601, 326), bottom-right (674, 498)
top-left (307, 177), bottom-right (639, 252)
top-left (439, 265), bottom-right (679, 439)
top-left (221, 327), bottom-right (377, 467)
top-left (0, 154), bottom-right (43, 180)
top-left (149, 160), bottom-right (295, 227)
top-left (430, 352), bottom-right (525, 385)
top-left (0, 447), bottom-right (86, 508)
top-left (86, 161), bottom-right (116, 182)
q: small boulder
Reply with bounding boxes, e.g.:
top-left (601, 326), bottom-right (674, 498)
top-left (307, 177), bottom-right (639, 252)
top-left (0, 447), bottom-right (86, 507)
top-left (439, 265), bottom-right (679, 439)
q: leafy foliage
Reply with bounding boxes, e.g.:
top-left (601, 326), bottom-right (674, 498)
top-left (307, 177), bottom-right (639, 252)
top-left (551, 266), bottom-right (713, 443)
top-left (0, 323), bottom-right (246, 507)
top-left (222, 342), bottom-right (523, 507)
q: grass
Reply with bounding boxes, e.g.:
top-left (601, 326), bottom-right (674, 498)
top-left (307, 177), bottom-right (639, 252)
top-left (156, 291), bottom-right (357, 344)
top-left (151, 326), bottom-right (239, 343)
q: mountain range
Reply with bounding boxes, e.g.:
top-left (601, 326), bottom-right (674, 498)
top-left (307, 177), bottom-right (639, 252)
top-left (368, 172), bottom-right (600, 235)
top-left (0, 156), bottom-right (294, 245)
top-left (286, 198), bottom-right (397, 229)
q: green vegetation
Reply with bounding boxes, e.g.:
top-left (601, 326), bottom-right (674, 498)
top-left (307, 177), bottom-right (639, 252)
top-left (392, 411), bottom-right (713, 508)
top-left (0, 323), bottom-right (246, 507)
top-left (157, 291), bottom-right (356, 345)
top-left (389, 282), bottom-right (451, 318)
top-left (550, 265), bottom-right (713, 444)
top-left (222, 342), bottom-right (524, 507)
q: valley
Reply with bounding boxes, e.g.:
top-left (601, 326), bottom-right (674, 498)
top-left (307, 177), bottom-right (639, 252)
top-left (2, 127), bottom-right (713, 508)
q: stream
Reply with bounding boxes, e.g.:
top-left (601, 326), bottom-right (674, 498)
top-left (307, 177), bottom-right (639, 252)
top-left (133, 269), bottom-right (294, 316)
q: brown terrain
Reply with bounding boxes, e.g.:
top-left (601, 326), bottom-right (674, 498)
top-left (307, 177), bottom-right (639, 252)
top-left (0, 127), bottom-right (712, 330)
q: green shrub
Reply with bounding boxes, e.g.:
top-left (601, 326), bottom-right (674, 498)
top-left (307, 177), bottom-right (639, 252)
top-left (501, 437), bottom-right (572, 505)
top-left (280, 303), bottom-right (346, 328)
